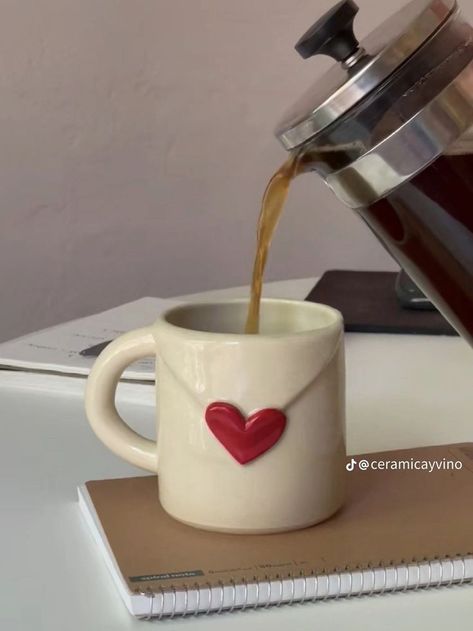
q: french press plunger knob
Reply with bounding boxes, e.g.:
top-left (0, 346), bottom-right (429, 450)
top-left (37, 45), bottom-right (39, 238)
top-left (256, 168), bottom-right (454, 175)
top-left (295, 0), bottom-right (366, 68)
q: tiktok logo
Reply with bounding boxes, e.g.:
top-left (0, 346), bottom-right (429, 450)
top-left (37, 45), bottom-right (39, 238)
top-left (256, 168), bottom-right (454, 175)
top-left (346, 458), bottom-right (357, 471)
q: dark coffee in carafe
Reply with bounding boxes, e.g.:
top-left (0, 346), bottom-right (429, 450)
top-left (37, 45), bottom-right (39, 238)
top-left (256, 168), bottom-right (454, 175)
top-left (358, 151), bottom-right (473, 343)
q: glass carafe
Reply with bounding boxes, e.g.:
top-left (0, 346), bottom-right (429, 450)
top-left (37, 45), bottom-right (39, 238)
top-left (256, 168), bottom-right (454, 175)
top-left (275, 0), bottom-right (473, 344)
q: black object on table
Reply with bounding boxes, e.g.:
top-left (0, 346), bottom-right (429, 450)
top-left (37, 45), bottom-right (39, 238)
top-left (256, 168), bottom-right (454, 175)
top-left (79, 340), bottom-right (113, 358)
top-left (306, 270), bottom-right (457, 336)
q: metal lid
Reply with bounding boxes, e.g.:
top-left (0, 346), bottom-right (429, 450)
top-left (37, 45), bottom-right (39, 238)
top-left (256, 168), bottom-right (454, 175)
top-left (276, 0), bottom-right (457, 150)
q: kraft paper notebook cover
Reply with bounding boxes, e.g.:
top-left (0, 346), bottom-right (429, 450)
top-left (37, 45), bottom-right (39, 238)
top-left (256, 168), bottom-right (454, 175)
top-left (78, 443), bottom-right (473, 618)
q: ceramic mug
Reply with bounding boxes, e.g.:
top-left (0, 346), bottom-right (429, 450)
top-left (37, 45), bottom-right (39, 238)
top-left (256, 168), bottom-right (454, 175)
top-left (85, 298), bottom-right (346, 534)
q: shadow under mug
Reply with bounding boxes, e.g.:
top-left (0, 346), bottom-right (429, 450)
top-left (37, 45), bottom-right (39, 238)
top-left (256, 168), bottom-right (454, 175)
top-left (85, 298), bottom-right (346, 534)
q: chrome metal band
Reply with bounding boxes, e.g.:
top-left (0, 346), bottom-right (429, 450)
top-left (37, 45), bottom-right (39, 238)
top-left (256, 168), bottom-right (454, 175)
top-left (136, 556), bottom-right (472, 619)
top-left (325, 56), bottom-right (473, 208)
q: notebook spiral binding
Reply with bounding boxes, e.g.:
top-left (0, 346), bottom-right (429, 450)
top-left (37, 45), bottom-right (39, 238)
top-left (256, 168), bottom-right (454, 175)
top-left (137, 557), bottom-right (472, 620)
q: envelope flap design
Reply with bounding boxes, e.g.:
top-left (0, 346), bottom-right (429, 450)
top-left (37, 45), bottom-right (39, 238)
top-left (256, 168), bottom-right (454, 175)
top-left (157, 327), bottom-right (342, 412)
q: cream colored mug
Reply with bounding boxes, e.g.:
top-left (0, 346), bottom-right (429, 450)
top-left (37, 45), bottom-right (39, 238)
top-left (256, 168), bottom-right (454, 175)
top-left (85, 298), bottom-right (346, 534)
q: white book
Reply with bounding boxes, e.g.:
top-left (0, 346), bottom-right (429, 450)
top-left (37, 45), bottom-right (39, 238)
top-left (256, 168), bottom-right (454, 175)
top-left (0, 297), bottom-right (179, 382)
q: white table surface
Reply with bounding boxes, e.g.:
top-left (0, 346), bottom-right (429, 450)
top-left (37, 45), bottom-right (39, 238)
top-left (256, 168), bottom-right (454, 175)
top-left (1, 277), bottom-right (473, 631)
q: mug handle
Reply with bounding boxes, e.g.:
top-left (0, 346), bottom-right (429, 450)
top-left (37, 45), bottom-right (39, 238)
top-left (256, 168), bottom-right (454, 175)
top-left (85, 326), bottom-right (158, 473)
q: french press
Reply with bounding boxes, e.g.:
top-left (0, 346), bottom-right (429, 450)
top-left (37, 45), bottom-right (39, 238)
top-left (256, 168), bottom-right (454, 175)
top-left (276, 0), bottom-right (473, 345)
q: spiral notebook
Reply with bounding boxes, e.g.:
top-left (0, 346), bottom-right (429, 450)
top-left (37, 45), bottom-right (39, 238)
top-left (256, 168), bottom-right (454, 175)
top-left (78, 443), bottom-right (473, 619)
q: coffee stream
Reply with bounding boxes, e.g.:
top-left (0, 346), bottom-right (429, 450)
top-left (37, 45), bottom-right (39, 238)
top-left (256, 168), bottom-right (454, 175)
top-left (244, 140), bottom-right (362, 334)
top-left (245, 151), bottom-right (303, 334)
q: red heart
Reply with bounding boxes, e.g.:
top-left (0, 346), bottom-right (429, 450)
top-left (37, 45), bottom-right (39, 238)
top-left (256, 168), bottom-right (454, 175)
top-left (205, 402), bottom-right (286, 465)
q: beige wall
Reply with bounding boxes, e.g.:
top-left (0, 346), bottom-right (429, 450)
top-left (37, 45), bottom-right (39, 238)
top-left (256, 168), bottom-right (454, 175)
top-left (2, 0), bottom-right (468, 341)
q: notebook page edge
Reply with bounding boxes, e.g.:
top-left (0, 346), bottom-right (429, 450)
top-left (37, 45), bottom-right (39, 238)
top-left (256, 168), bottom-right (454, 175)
top-left (77, 485), bottom-right (139, 616)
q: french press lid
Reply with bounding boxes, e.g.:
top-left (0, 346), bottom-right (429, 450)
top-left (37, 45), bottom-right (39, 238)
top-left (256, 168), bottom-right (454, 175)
top-left (276, 0), bottom-right (457, 150)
